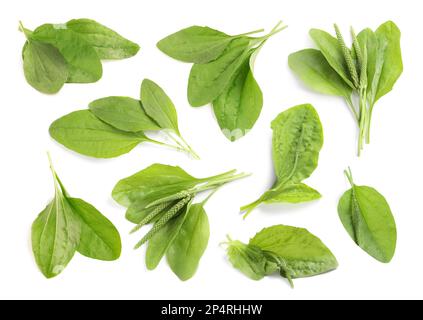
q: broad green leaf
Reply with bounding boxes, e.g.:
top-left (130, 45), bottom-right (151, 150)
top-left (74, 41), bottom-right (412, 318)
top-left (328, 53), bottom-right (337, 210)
top-left (338, 183), bottom-right (396, 263)
top-left (272, 104), bottom-right (323, 184)
top-left (146, 208), bottom-right (188, 270)
top-left (125, 200), bottom-right (174, 224)
top-left (157, 26), bottom-right (233, 64)
top-left (213, 52), bottom-right (263, 141)
top-left (309, 29), bottom-right (355, 88)
top-left (112, 164), bottom-right (201, 207)
top-left (261, 183), bottom-right (322, 204)
top-left (23, 40), bottom-right (68, 94)
top-left (31, 24), bottom-right (102, 83)
top-left (226, 240), bottom-right (278, 281)
top-left (188, 37), bottom-right (251, 107)
top-left (241, 104), bottom-right (323, 216)
top-left (250, 225), bottom-right (338, 279)
top-left (66, 19), bottom-right (140, 60)
top-left (50, 110), bottom-right (150, 159)
top-left (288, 49), bottom-right (352, 98)
top-left (167, 204), bottom-right (210, 281)
top-left (68, 198), bottom-right (121, 261)
top-left (32, 175), bottom-right (80, 279)
top-left (89, 96), bottom-right (160, 132)
top-left (374, 21), bottom-right (403, 103)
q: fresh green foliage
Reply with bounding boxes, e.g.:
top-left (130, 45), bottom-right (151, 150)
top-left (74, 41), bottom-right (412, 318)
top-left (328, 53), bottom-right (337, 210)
top-left (66, 19), bottom-right (140, 59)
top-left (112, 164), bottom-right (249, 280)
top-left (32, 154), bottom-right (121, 279)
top-left (225, 225), bottom-right (338, 288)
top-left (158, 22), bottom-right (287, 141)
top-left (241, 104), bottom-right (323, 217)
top-left (50, 79), bottom-right (199, 159)
top-left (289, 21), bottom-right (403, 156)
top-left (338, 168), bottom-right (397, 263)
top-left (19, 20), bottom-right (139, 93)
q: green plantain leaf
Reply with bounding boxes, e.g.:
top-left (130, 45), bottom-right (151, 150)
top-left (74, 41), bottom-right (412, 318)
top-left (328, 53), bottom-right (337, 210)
top-left (31, 24), bottom-right (103, 83)
top-left (288, 49), bottom-right (352, 98)
top-left (66, 18), bottom-right (140, 60)
top-left (49, 110), bottom-right (150, 159)
top-left (23, 40), bottom-right (69, 94)
top-left (188, 37), bottom-right (251, 107)
top-left (167, 203), bottom-right (210, 281)
top-left (89, 96), bottom-right (160, 132)
top-left (213, 51), bottom-right (263, 141)
top-left (157, 26), bottom-right (233, 64)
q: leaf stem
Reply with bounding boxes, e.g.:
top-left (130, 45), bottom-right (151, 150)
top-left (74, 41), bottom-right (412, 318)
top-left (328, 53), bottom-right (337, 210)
top-left (19, 21), bottom-right (31, 39)
top-left (240, 198), bottom-right (263, 219)
top-left (236, 29), bottom-right (265, 37)
top-left (344, 167), bottom-right (355, 187)
top-left (345, 96), bottom-right (359, 122)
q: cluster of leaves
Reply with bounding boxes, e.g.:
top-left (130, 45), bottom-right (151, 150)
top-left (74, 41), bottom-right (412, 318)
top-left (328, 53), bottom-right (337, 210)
top-left (241, 104), bottom-right (323, 218)
top-left (338, 168), bottom-right (397, 263)
top-left (289, 21), bottom-right (403, 156)
top-left (50, 79), bottom-right (199, 159)
top-left (225, 225), bottom-right (338, 288)
top-left (32, 154), bottom-right (121, 278)
top-left (157, 22), bottom-right (287, 141)
top-left (20, 19), bottom-right (140, 94)
top-left (112, 164), bottom-right (249, 280)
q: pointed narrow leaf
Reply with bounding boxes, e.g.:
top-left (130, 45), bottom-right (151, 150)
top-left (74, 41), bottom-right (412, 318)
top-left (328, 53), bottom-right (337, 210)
top-left (309, 29), bottom-right (354, 88)
top-left (89, 96), bottom-right (160, 132)
top-left (49, 110), bottom-right (149, 158)
top-left (261, 183), bottom-right (321, 204)
top-left (146, 208), bottom-right (188, 270)
top-left (32, 192), bottom-right (80, 278)
top-left (188, 37), bottom-right (251, 107)
top-left (112, 164), bottom-right (201, 207)
top-left (157, 26), bottom-right (232, 63)
top-left (140, 79), bottom-right (180, 134)
top-left (66, 19), bottom-right (140, 60)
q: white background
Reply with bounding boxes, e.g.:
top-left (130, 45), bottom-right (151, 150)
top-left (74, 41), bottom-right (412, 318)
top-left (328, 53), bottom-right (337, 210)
top-left (1, 0), bottom-right (422, 300)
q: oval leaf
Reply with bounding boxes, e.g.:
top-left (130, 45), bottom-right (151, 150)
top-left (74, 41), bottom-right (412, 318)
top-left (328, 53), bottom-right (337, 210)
top-left (213, 53), bottom-right (263, 141)
top-left (250, 225), bottom-right (338, 278)
top-left (23, 40), bottom-right (69, 94)
top-left (68, 198), bottom-right (121, 261)
top-left (49, 110), bottom-right (149, 159)
top-left (272, 104), bottom-right (323, 184)
top-left (157, 26), bottom-right (232, 64)
top-left (31, 24), bottom-right (102, 83)
top-left (66, 19), bottom-right (140, 60)
top-left (338, 185), bottom-right (397, 263)
top-left (89, 96), bottom-right (160, 132)
top-left (166, 204), bottom-right (210, 281)
top-left (374, 21), bottom-right (403, 103)
top-left (289, 49), bottom-right (352, 98)
top-left (112, 164), bottom-right (201, 207)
